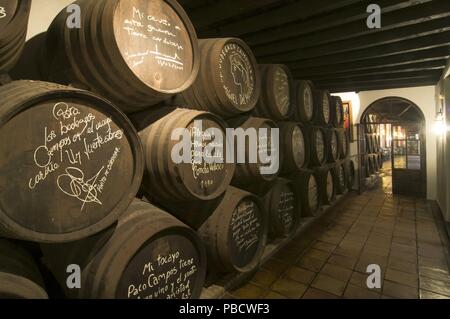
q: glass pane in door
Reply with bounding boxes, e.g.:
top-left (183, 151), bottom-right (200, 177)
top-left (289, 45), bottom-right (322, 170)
top-left (393, 140), bottom-right (406, 169)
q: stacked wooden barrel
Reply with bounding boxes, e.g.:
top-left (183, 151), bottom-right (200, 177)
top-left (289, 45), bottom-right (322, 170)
top-left (0, 0), bottom-right (356, 299)
top-left (364, 119), bottom-right (383, 177)
top-left (0, 0), bottom-right (31, 75)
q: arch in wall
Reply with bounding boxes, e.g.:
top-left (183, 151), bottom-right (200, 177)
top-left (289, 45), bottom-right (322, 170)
top-left (361, 96), bottom-right (426, 124)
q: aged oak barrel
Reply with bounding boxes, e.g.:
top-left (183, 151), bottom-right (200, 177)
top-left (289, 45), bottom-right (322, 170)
top-left (331, 96), bottom-right (344, 128)
top-left (178, 38), bottom-right (260, 118)
top-left (313, 90), bottom-right (331, 126)
top-left (308, 126), bottom-right (327, 167)
top-left (0, 0), bottom-right (31, 74)
top-left (136, 108), bottom-right (235, 204)
top-left (42, 0), bottom-right (199, 113)
top-left (333, 163), bottom-right (347, 195)
top-left (377, 153), bottom-right (383, 170)
top-left (290, 170), bottom-right (320, 217)
top-left (262, 178), bottom-right (300, 239)
top-left (0, 239), bottom-right (48, 299)
top-left (0, 80), bottom-right (144, 243)
top-left (253, 64), bottom-right (293, 121)
top-left (347, 159), bottom-right (356, 190)
top-left (338, 129), bottom-right (350, 159)
top-left (326, 129), bottom-right (339, 163)
top-left (294, 80), bottom-right (314, 124)
top-left (316, 168), bottom-right (335, 206)
top-left (279, 122), bottom-right (308, 174)
top-left (41, 200), bottom-right (206, 299)
top-left (366, 134), bottom-right (374, 153)
top-left (198, 186), bottom-right (267, 274)
top-left (228, 116), bottom-right (280, 189)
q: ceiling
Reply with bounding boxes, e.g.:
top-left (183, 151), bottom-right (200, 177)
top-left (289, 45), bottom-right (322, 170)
top-left (179, 0), bottom-right (450, 93)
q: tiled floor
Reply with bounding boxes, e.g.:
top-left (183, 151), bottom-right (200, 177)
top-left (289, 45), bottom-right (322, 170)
top-left (228, 166), bottom-right (450, 299)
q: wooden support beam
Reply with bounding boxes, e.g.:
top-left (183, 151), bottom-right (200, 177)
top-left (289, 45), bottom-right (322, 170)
top-left (320, 79), bottom-right (439, 93)
top-left (291, 47), bottom-right (450, 76)
top-left (313, 70), bottom-right (442, 85)
top-left (254, 11), bottom-right (450, 59)
top-left (297, 60), bottom-right (448, 80)
top-left (239, 0), bottom-right (429, 45)
top-left (278, 31), bottom-right (450, 69)
top-left (198, 0), bottom-right (363, 37)
top-left (186, 0), bottom-right (283, 30)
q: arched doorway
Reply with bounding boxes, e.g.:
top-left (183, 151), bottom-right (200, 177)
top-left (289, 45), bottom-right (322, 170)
top-left (361, 97), bottom-right (426, 197)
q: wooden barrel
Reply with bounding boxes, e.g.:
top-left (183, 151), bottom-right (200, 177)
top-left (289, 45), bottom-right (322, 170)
top-left (291, 170), bottom-right (319, 217)
top-left (253, 64), bottom-right (293, 121)
top-left (316, 168), bottom-right (335, 206)
top-left (313, 90), bottom-right (331, 126)
top-left (41, 0), bottom-right (199, 113)
top-left (0, 81), bottom-right (144, 243)
top-left (41, 200), bottom-right (206, 299)
top-left (331, 96), bottom-right (344, 128)
top-left (228, 116), bottom-right (280, 188)
top-left (262, 178), bottom-right (300, 239)
top-left (309, 126), bottom-right (327, 167)
top-left (0, 239), bottom-right (48, 299)
top-left (326, 129), bottom-right (339, 163)
top-left (0, 0), bottom-right (31, 74)
top-left (347, 159), bottom-right (356, 190)
top-left (198, 186), bottom-right (267, 273)
top-left (294, 80), bottom-right (314, 124)
top-left (333, 163), bottom-right (347, 195)
top-left (378, 153), bottom-right (383, 169)
top-left (279, 122), bottom-right (309, 174)
top-left (365, 134), bottom-right (373, 153)
top-left (178, 38), bottom-right (260, 118)
top-left (368, 155), bottom-right (375, 175)
top-left (338, 129), bottom-right (350, 159)
top-left (364, 155), bottom-right (370, 177)
top-left (136, 108), bottom-right (235, 204)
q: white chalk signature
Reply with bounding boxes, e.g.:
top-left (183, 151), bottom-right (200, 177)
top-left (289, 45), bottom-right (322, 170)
top-left (57, 167), bottom-right (105, 211)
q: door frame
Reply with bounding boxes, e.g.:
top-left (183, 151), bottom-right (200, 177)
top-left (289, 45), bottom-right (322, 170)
top-left (390, 122), bottom-right (427, 198)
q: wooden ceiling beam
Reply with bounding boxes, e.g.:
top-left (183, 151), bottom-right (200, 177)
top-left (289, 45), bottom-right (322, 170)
top-left (255, 12), bottom-right (450, 59)
top-left (283, 31), bottom-right (450, 69)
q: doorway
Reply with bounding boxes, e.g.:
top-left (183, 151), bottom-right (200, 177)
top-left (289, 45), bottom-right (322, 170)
top-left (361, 97), bottom-right (426, 198)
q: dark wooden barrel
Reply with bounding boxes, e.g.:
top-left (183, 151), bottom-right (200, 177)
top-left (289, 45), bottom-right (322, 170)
top-left (279, 122), bottom-right (309, 174)
top-left (368, 155), bottom-right (375, 175)
top-left (326, 129), bottom-right (339, 163)
top-left (136, 108), bottom-right (235, 204)
top-left (309, 126), bottom-right (327, 167)
top-left (41, 200), bottom-right (206, 299)
top-left (41, 0), bottom-right (199, 113)
top-left (294, 80), bottom-right (314, 124)
top-left (290, 170), bottom-right (320, 217)
top-left (313, 90), bottom-right (331, 126)
top-left (0, 81), bottom-right (144, 243)
top-left (253, 64), bottom-right (293, 121)
top-left (262, 178), bottom-right (300, 239)
top-left (0, 0), bottom-right (31, 74)
top-left (0, 239), bottom-right (48, 299)
top-left (378, 153), bottom-right (383, 169)
top-left (338, 129), bottom-right (350, 159)
top-left (316, 168), bottom-right (335, 205)
top-left (178, 38), bottom-right (260, 118)
top-left (198, 186), bottom-right (268, 274)
top-left (331, 96), bottom-right (344, 128)
top-left (228, 116), bottom-right (280, 188)
top-left (333, 163), bottom-right (347, 195)
top-left (347, 159), bottom-right (356, 190)
top-left (364, 155), bottom-right (370, 177)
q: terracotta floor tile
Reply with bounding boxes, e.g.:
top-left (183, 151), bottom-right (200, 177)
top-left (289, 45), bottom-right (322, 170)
top-left (420, 290), bottom-right (450, 299)
top-left (388, 258), bottom-right (418, 274)
top-left (344, 283), bottom-right (381, 299)
top-left (419, 277), bottom-right (450, 297)
top-left (303, 248), bottom-right (331, 261)
top-left (312, 241), bottom-right (337, 253)
top-left (263, 291), bottom-right (287, 299)
top-left (232, 284), bottom-right (267, 299)
top-left (311, 274), bottom-right (347, 297)
top-left (271, 278), bottom-right (308, 299)
top-left (328, 254), bottom-right (358, 270)
top-left (382, 280), bottom-right (419, 299)
top-left (385, 268), bottom-right (418, 288)
top-left (320, 263), bottom-right (353, 283)
top-left (262, 259), bottom-right (290, 275)
top-left (301, 288), bottom-right (340, 299)
top-left (250, 269), bottom-right (280, 288)
top-left (296, 256), bottom-right (326, 272)
top-left (285, 266), bottom-right (316, 285)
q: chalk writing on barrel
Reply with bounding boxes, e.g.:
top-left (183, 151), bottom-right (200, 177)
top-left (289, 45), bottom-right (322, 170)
top-left (0, 7), bottom-right (6, 19)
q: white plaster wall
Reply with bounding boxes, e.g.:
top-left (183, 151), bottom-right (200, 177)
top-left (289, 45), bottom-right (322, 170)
top-left (26, 0), bottom-right (74, 40)
top-left (335, 86), bottom-right (437, 200)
